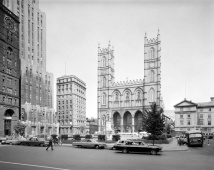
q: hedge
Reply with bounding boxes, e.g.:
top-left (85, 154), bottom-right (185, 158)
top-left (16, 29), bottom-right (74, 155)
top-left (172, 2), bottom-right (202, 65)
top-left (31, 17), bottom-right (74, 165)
top-left (112, 135), bottom-right (120, 141)
top-left (85, 135), bottom-right (92, 139)
top-left (98, 135), bottom-right (105, 141)
top-left (73, 134), bottom-right (81, 140)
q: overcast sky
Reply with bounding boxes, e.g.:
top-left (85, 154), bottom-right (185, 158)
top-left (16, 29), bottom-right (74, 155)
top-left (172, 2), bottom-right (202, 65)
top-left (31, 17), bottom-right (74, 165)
top-left (39, 0), bottom-right (214, 118)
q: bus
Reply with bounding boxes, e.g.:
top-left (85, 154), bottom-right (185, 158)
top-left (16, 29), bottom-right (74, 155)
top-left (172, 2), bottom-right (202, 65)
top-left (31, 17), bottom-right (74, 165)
top-left (185, 130), bottom-right (203, 147)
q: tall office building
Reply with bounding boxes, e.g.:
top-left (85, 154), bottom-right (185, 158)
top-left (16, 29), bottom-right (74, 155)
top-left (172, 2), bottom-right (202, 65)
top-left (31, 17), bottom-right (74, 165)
top-left (4, 0), bottom-right (58, 136)
top-left (0, 0), bottom-right (20, 136)
top-left (57, 75), bottom-right (86, 135)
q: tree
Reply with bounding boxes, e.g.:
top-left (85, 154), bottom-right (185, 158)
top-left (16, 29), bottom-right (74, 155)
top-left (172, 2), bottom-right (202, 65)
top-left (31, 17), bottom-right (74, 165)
top-left (143, 103), bottom-right (165, 145)
top-left (14, 121), bottom-right (26, 136)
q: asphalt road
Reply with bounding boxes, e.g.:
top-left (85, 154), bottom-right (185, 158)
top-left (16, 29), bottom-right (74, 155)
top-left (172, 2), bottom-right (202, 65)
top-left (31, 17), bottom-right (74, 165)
top-left (0, 144), bottom-right (213, 170)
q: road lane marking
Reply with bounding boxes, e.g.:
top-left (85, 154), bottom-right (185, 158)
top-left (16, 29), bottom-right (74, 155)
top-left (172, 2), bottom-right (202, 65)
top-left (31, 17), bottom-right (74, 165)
top-left (0, 161), bottom-right (71, 170)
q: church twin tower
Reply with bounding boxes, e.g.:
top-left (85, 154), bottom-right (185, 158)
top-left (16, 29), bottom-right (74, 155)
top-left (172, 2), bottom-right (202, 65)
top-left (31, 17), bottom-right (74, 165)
top-left (97, 31), bottom-right (162, 133)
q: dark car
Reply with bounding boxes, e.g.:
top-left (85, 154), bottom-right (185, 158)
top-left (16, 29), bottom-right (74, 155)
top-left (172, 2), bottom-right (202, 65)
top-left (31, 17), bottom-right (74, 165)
top-left (19, 137), bottom-right (49, 147)
top-left (113, 140), bottom-right (162, 155)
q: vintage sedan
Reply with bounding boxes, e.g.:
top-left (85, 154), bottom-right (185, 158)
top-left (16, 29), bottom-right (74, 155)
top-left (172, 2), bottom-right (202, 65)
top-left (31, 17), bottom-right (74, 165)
top-left (113, 140), bottom-right (162, 155)
top-left (5, 137), bottom-right (27, 145)
top-left (72, 139), bottom-right (107, 149)
top-left (19, 137), bottom-right (49, 147)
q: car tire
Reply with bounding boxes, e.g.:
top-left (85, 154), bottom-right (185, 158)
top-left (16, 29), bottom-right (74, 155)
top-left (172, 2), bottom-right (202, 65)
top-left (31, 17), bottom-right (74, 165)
top-left (94, 145), bottom-right (99, 149)
top-left (122, 148), bottom-right (128, 153)
top-left (150, 149), bottom-right (157, 155)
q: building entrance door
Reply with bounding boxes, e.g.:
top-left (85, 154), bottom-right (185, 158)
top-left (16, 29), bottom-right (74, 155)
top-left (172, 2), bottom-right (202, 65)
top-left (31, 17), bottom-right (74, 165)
top-left (4, 120), bottom-right (11, 136)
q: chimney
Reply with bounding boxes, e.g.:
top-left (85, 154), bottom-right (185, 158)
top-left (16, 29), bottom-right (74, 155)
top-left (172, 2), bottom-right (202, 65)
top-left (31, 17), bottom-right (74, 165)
top-left (211, 97), bottom-right (214, 102)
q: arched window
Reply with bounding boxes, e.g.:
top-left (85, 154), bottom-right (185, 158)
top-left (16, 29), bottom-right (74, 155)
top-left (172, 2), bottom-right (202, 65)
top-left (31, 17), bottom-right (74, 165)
top-left (149, 88), bottom-right (155, 102)
top-left (137, 91), bottom-right (141, 100)
top-left (103, 77), bottom-right (106, 87)
top-left (103, 57), bottom-right (106, 67)
top-left (126, 91), bottom-right (130, 101)
top-left (150, 47), bottom-right (155, 59)
top-left (150, 70), bottom-right (154, 82)
top-left (115, 92), bottom-right (119, 101)
top-left (102, 93), bottom-right (106, 105)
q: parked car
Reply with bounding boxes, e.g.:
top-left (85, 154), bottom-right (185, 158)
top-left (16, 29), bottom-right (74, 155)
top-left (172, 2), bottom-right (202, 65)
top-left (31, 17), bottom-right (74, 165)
top-left (19, 137), bottom-right (49, 147)
top-left (0, 137), bottom-right (6, 144)
top-left (113, 140), bottom-right (162, 155)
top-left (72, 139), bottom-right (107, 149)
top-left (5, 137), bottom-right (27, 145)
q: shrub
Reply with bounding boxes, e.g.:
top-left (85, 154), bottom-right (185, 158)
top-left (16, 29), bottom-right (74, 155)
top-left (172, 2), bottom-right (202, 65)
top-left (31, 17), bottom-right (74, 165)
top-left (112, 135), bottom-right (120, 141)
top-left (148, 135), bottom-right (159, 140)
top-left (85, 134), bottom-right (92, 139)
top-left (158, 134), bottom-right (166, 140)
top-left (208, 136), bottom-right (213, 139)
top-left (73, 134), bottom-right (81, 140)
top-left (61, 134), bottom-right (68, 140)
top-left (167, 134), bottom-right (172, 138)
top-left (98, 135), bottom-right (106, 141)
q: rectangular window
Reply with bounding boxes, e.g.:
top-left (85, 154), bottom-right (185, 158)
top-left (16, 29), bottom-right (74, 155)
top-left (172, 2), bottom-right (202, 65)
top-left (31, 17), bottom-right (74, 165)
top-left (199, 119), bottom-right (203, 125)
top-left (187, 120), bottom-right (191, 125)
top-left (199, 114), bottom-right (203, 118)
top-left (180, 115), bottom-right (183, 119)
top-left (208, 120), bottom-right (211, 125)
top-left (187, 114), bottom-right (190, 118)
top-left (208, 114), bottom-right (211, 119)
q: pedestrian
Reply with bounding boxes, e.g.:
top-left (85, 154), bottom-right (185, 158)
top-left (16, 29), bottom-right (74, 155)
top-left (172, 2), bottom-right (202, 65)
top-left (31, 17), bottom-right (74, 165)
top-left (58, 135), bottom-right (62, 145)
top-left (46, 136), bottom-right (54, 151)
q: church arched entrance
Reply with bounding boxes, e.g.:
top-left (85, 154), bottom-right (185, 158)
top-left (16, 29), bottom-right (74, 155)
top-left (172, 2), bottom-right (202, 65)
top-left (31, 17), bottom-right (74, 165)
top-left (123, 111), bottom-right (132, 132)
top-left (113, 112), bottom-right (121, 133)
top-left (4, 109), bottom-right (14, 136)
top-left (134, 110), bottom-right (144, 132)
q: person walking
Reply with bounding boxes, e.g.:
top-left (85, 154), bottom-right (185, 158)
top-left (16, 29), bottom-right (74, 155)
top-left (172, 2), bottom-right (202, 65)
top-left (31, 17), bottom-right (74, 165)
top-left (46, 136), bottom-right (54, 151)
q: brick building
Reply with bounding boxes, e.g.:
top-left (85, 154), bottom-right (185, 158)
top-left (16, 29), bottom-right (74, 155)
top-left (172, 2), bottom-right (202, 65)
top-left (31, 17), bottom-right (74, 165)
top-left (0, 0), bottom-right (20, 136)
top-left (4, 0), bottom-right (58, 136)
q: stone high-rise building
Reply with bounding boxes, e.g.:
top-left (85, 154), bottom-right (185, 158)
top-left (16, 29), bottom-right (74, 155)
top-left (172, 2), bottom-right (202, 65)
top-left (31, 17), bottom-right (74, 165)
top-left (57, 75), bottom-right (86, 135)
top-left (4, 0), bottom-right (58, 136)
top-left (97, 31), bottom-right (163, 133)
top-left (0, 0), bottom-right (20, 136)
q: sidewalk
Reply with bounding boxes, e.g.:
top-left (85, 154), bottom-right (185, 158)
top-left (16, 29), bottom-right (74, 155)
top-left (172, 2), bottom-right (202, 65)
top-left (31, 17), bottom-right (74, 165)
top-left (158, 137), bottom-right (188, 151)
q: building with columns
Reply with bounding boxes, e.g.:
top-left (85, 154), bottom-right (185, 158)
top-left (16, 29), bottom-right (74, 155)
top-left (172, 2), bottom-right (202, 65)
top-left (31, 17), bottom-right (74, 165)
top-left (3, 0), bottom-right (58, 136)
top-left (97, 31), bottom-right (163, 133)
top-left (174, 97), bottom-right (214, 134)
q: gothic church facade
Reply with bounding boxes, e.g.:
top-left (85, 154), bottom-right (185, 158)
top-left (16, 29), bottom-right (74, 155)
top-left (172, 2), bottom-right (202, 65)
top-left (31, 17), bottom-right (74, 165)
top-left (97, 31), bottom-right (163, 133)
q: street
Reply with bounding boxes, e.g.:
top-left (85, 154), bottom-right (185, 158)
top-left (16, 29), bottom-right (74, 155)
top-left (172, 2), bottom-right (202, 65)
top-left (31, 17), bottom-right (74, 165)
top-left (0, 143), bottom-right (213, 170)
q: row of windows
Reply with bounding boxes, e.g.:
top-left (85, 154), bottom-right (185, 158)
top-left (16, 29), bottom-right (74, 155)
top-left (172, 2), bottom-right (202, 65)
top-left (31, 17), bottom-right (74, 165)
top-left (180, 114), bottom-right (212, 119)
top-left (101, 88), bottom-right (155, 105)
top-left (2, 96), bottom-right (18, 105)
top-left (2, 76), bottom-right (17, 85)
top-left (180, 120), bottom-right (212, 126)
